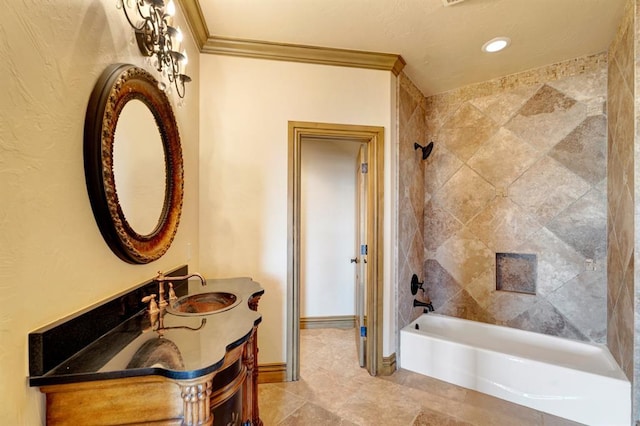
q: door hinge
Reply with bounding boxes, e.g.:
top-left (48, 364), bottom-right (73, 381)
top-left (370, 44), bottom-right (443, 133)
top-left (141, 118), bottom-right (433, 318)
top-left (360, 244), bottom-right (367, 255)
top-left (360, 326), bottom-right (367, 337)
top-left (361, 163), bottom-right (368, 174)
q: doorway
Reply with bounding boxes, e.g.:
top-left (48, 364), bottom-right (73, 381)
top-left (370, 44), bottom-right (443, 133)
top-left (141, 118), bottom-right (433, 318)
top-left (287, 121), bottom-right (384, 380)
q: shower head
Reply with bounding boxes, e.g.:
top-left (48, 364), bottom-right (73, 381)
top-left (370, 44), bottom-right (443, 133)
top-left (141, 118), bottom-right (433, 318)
top-left (414, 141), bottom-right (434, 160)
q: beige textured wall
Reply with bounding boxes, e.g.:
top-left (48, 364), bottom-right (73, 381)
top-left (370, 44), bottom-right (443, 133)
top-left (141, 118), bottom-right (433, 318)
top-left (396, 73), bottom-right (427, 334)
top-left (198, 55), bottom-right (398, 361)
top-left (0, 1), bottom-right (200, 423)
top-left (421, 55), bottom-right (608, 342)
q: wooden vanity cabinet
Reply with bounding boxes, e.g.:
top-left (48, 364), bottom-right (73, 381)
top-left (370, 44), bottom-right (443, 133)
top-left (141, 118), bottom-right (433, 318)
top-left (39, 325), bottom-right (261, 426)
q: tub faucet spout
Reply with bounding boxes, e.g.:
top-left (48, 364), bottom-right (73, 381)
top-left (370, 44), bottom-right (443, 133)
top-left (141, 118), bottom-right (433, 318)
top-left (413, 298), bottom-right (434, 313)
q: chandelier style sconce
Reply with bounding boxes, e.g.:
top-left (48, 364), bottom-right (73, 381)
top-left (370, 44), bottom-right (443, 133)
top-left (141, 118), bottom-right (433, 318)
top-left (118, 0), bottom-right (191, 98)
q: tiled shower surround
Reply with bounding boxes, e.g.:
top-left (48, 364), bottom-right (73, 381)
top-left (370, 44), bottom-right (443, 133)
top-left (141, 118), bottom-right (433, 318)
top-left (608, 0), bottom-right (636, 416)
top-left (402, 54), bottom-right (610, 344)
top-left (396, 73), bottom-right (427, 333)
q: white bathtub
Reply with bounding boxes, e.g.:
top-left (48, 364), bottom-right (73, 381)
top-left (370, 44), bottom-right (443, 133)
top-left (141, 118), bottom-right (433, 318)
top-left (400, 314), bottom-right (630, 425)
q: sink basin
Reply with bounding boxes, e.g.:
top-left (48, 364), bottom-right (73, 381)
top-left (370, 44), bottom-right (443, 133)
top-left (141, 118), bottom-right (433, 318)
top-left (167, 292), bottom-right (241, 316)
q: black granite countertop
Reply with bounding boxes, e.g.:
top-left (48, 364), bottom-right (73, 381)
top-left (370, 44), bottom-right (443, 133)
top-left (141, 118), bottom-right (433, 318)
top-left (29, 269), bottom-right (263, 387)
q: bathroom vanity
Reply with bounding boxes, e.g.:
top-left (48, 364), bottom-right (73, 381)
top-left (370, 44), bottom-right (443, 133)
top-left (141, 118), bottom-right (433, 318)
top-left (29, 266), bottom-right (264, 426)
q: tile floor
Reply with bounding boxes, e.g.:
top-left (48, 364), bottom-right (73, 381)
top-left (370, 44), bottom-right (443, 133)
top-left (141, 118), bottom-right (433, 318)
top-left (258, 328), bottom-right (583, 426)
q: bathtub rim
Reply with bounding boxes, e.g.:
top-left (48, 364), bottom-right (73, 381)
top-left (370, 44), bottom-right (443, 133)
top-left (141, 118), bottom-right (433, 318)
top-left (401, 313), bottom-right (627, 382)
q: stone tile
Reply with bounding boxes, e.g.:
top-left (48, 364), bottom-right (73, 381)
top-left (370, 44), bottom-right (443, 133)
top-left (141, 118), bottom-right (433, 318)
top-left (506, 299), bottom-right (588, 341)
top-left (469, 84), bottom-right (542, 126)
top-left (485, 291), bottom-right (538, 323)
top-left (399, 82), bottom-right (420, 128)
top-left (399, 112), bottom-right (425, 194)
top-left (412, 408), bottom-right (473, 426)
top-left (467, 197), bottom-right (541, 252)
top-left (613, 285), bottom-right (634, 378)
top-left (510, 156), bottom-right (590, 226)
top-left (424, 198), bottom-right (462, 253)
top-left (584, 97), bottom-right (606, 117)
top-left (613, 184), bottom-right (634, 268)
top-left (436, 165), bottom-right (496, 224)
top-left (517, 228), bottom-right (584, 296)
top-left (270, 328), bottom-right (590, 426)
top-left (424, 145), bottom-right (463, 197)
top-left (467, 127), bottom-right (541, 188)
top-left (407, 233), bottom-right (426, 287)
top-left (336, 380), bottom-right (422, 426)
top-left (423, 259), bottom-right (463, 309)
top-left (606, 237), bottom-right (624, 318)
top-left (616, 88), bottom-right (635, 173)
top-left (399, 193), bottom-right (419, 258)
top-left (465, 266), bottom-right (495, 309)
top-left (259, 384), bottom-right (306, 426)
top-left (496, 253), bottom-right (537, 295)
top-left (389, 369), bottom-right (468, 403)
top-left (506, 84), bottom-right (587, 151)
top-left (607, 57), bottom-right (626, 142)
top-left (399, 257), bottom-right (417, 329)
top-left (435, 228), bottom-right (494, 287)
top-left (612, 18), bottom-right (634, 92)
top-left (546, 188), bottom-right (607, 260)
top-left (279, 402), bottom-right (353, 426)
top-left (547, 68), bottom-right (607, 102)
top-left (607, 137), bottom-right (624, 214)
top-left (439, 103), bottom-right (498, 161)
top-left (548, 115), bottom-right (606, 185)
top-left (409, 168), bottom-right (425, 233)
top-left (461, 390), bottom-right (546, 426)
top-left (436, 289), bottom-right (496, 324)
top-left (546, 267), bottom-right (606, 343)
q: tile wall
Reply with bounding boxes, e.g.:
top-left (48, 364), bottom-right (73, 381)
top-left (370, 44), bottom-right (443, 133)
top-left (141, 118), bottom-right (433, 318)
top-left (419, 55), bottom-right (608, 342)
top-left (396, 73), bottom-right (427, 333)
top-left (608, 0), bottom-right (637, 418)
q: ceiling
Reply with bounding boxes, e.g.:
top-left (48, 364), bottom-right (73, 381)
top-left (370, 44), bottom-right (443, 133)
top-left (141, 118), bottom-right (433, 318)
top-left (196, 0), bottom-right (627, 96)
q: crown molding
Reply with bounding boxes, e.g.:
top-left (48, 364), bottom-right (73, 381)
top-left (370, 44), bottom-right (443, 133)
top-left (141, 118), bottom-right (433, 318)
top-left (177, 0), bottom-right (406, 75)
top-left (176, 0), bottom-right (209, 49)
top-left (203, 36), bottom-right (405, 75)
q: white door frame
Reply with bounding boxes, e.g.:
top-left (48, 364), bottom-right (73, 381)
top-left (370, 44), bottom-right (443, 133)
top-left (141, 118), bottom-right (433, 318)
top-left (287, 121), bottom-right (384, 379)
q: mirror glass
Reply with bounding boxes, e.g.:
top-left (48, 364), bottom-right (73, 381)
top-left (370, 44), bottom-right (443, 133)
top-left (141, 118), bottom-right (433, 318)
top-left (84, 64), bottom-right (183, 264)
top-left (113, 100), bottom-right (166, 235)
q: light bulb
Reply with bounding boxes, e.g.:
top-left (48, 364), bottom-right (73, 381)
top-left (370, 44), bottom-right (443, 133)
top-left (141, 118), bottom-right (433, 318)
top-left (481, 37), bottom-right (511, 53)
top-left (166, 0), bottom-right (176, 17)
top-left (176, 27), bottom-right (183, 44)
top-left (182, 50), bottom-right (188, 66)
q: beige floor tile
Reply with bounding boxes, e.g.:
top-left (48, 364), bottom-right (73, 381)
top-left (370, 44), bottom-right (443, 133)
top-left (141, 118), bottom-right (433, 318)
top-left (258, 384), bottom-right (305, 426)
top-left (258, 328), bottom-right (584, 426)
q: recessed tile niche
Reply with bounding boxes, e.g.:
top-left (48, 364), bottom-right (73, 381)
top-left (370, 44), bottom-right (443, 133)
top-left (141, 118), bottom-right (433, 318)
top-left (496, 253), bottom-right (537, 295)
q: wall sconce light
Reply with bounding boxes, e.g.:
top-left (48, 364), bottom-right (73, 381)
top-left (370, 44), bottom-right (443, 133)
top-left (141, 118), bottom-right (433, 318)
top-left (118, 0), bottom-right (191, 98)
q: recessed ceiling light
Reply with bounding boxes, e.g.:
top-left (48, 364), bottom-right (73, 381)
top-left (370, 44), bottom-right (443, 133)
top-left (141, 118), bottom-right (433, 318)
top-left (482, 37), bottom-right (511, 53)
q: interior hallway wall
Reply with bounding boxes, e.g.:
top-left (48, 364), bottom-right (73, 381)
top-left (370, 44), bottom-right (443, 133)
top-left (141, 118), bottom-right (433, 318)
top-left (300, 139), bottom-right (360, 319)
top-left (199, 55), bottom-right (397, 364)
top-left (0, 1), bottom-right (200, 423)
top-left (422, 54), bottom-right (608, 343)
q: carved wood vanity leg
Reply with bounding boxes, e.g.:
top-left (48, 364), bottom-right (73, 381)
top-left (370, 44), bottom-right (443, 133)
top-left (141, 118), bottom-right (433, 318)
top-left (245, 295), bottom-right (262, 426)
top-left (179, 375), bottom-right (214, 426)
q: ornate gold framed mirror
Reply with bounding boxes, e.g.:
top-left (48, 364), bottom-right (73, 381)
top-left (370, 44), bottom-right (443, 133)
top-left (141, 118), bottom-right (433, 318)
top-left (84, 64), bottom-right (184, 264)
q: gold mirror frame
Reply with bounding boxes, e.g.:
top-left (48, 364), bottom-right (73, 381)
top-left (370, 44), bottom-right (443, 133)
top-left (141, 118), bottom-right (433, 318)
top-left (84, 64), bottom-right (184, 264)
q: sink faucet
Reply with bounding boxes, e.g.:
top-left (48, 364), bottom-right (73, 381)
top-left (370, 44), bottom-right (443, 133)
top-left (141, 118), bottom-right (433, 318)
top-left (155, 271), bottom-right (206, 307)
